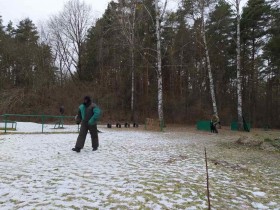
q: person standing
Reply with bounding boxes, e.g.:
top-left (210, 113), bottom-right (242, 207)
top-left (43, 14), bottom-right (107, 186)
top-left (210, 114), bottom-right (219, 133)
top-left (72, 96), bottom-right (101, 152)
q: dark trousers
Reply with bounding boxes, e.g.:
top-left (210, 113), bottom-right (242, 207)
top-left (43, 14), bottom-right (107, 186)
top-left (75, 122), bottom-right (99, 149)
top-left (210, 122), bottom-right (218, 133)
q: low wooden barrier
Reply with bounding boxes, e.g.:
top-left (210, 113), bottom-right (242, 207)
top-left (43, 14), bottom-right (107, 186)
top-left (145, 118), bottom-right (162, 131)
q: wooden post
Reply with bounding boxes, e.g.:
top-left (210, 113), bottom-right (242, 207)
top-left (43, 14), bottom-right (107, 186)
top-left (4, 115), bottom-right (7, 134)
top-left (41, 115), bottom-right (45, 133)
top-left (205, 147), bottom-right (211, 210)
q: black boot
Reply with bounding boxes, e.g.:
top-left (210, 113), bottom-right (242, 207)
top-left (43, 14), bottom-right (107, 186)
top-left (92, 147), bottom-right (98, 151)
top-left (72, 147), bottom-right (81, 153)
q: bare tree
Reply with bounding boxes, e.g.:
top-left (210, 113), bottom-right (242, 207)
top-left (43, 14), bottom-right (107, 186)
top-left (38, 22), bottom-right (66, 86)
top-left (48, 0), bottom-right (93, 81)
top-left (118, 0), bottom-right (137, 121)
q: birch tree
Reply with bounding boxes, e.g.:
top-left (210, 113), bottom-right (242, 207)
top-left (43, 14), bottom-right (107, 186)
top-left (155, 0), bottom-right (166, 126)
top-left (200, 0), bottom-right (218, 118)
top-left (226, 0), bottom-right (243, 130)
top-left (184, 0), bottom-right (219, 117)
top-left (155, 0), bottom-right (163, 125)
top-left (118, 0), bottom-right (137, 121)
top-left (235, 0), bottom-right (243, 130)
top-left (139, 0), bottom-right (167, 126)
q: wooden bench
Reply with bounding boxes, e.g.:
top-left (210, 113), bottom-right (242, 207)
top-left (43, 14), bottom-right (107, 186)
top-left (145, 118), bottom-right (162, 131)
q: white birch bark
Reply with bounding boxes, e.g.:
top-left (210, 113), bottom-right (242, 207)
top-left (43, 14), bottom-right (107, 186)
top-left (236, 0), bottom-right (243, 130)
top-left (131, 4), bottom-right (136, 121)
top-left (131, 44), bottom-right (135, 120)
top-left (155, 0), bottom-right (164, 126)
top-left (118, 1), bottom-right (136, 121)
top-left (200, 1), bottom-right (218, 117)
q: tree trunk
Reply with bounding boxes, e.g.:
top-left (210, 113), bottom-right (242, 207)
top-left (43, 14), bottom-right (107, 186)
top-left (155, 0), bottom-right (164, 127)
top-left (236, 0), bottom-right (243, 130)
top-left (201, 5), bottom-right (218, 117)
top-left (130, 4), bottom-right (136, 122)
top-left (251, 29), bottom-right (256, 127)
top-left (131, 45), bottom-right (135, 121)
top-left (118, 1), bottom-right (137, 122)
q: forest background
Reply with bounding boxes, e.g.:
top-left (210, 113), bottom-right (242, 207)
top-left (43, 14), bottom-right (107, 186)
top-left (0, 0), bottom-right (279, 128)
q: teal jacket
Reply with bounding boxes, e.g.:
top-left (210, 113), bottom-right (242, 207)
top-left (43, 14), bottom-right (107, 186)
top-left (77, 103), bottom-right (101, 125)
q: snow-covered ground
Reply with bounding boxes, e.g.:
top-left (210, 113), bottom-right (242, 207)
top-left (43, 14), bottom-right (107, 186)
top-left (0, 122), bottom-right (279, 209)
top-left (0, 121), bottom-right (78, 133)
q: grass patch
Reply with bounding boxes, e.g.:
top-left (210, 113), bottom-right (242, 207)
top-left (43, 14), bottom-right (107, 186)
top-left (9, 199), bottom-right (23, 204)
top-left (54, 204), bottom-right (67, 208)
top-left (64, 196), bottom-right (75, 202)
top-left (264, 138), bottom-right (273, 142)
top-left (0, 128), bottom-right (16, 131)
top-left (82, 206), bottom-right (98, 210)
top-left (69, 205), bottom-right (82, 209)
top-left (80, 197), bottom-right (95, 202)
top-left (110, 204), bottom-right (130, 209)
top-left (35, 203), bottom-right (51, 207)
top-left (271, 139), bottom-right (280, 149)
top-left (264, 138), bottom-right (280, 149)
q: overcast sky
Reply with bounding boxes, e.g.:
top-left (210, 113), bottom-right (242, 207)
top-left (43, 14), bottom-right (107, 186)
top-left (0, 0), bottom-right (112, 25)
top-left (0, 0), bottom-right (247, 26)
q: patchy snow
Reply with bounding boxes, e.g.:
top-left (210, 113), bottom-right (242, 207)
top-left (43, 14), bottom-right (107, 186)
top-left (252, 202), bottom-right (269, 209)
top-left (252, 191), bottom-right (266, 197)
top-left (0, 123), bottom-right (280, 209)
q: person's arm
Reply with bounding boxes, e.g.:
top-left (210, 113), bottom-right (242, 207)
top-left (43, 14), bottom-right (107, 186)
top-left (89, 105), bottom-right (101, 125)
top-left (75, 106), bottom-right (82, 124)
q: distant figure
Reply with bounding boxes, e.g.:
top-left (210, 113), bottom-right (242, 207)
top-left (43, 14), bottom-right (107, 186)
top-left (59, 106), bottom-right (65, 115)
top-left (133, 122), bottom-right (138, 128)
top-left (125, 122), bottom-right (130, 128)
top-left (242, 116), bottom-right (250, 132)
top-left (72, 96), bottom-right (101, 153)
top-left (210, 114), bottom-right (219, 133)
top-left (107, 123), bottom-right (112, 128)
top-left (57, 105), bottom-right (65, 128)
top-left (116, 123), bottom-right (121, 128)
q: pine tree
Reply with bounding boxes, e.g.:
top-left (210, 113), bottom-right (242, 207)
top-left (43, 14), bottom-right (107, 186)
top-left (13, 19), bottom-right (39, 87)
top-left (263, 0), bottom-right (280, 127)
top-left (241, 0), bottom-right (271, 126)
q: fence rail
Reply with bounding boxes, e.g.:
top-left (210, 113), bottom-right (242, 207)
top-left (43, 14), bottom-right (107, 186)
top-left (0, 114), bottom-right (77, 133)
